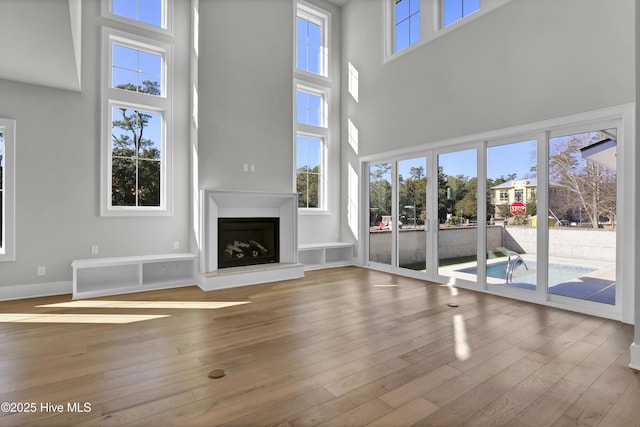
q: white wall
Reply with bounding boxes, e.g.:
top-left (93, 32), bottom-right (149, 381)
top-left (342, 0), bottom-right (635, 157)
top-left (198, 0), bottom-right (294, 193)
top-left (197, 0), bottom-right (344, 245)
top-left (0, 1), bottom-right (192, 290)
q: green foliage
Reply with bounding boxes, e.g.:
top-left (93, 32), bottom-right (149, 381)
top-left (297, 166), bottom-right (319, 208)
top-left (111, 81), bottom-right (162, 207)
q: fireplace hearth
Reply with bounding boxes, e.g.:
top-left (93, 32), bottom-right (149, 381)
top-left (218, 218), bottom-right (279, 269)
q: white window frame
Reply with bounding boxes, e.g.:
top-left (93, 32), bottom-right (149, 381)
top-left (294, 80), bottom-right (330, 213)
top-left (0, 118), bottom-right (16, 262)
top-left (101, 27), bottom-right (173, 216)
top-left (102, 0), bottom-right (174, 36)
top-left (383, 0), bottom-right (512, 62)
top-left (296, 83), bottom-right (328, 129)
top-left (296, 1), bottom-right (330, 80)
top-left (393, 0), bottom-right (421, 54)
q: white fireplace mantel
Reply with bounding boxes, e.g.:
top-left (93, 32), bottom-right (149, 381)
top-left (198, 190), bottom-right (303, 290)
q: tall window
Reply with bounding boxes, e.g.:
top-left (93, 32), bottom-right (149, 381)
top-left (295, 2), bottom-right (331, 211)
top-left (0, 119), bottom-right (15, 261)
top-left (442, 0), bottom-right (480, 28)
top-left (395, 0), bottom-right (420, 52)
top-left (296, 3), bottom-right (328, 77)
top-left (102, 26), bottom-right (172, 215)
top-left (295, 83), bottom-right (328, 210)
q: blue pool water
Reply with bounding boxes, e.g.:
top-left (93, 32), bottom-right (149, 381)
top-left (459, 260), bottom-right (597, 287)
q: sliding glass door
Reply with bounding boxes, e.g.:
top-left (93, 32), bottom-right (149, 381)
top-left (368, 162), bottom-right (393, 266)
top-left (397, 157), bottom-right (427, 272)
top-left (363, 110), bottom-right (623, 319)
top-left (547, 129), bottom-right (617, 306)
top-left (437, 148), bottom-right (478, 283)
top-left (486, 140), bottom-right (538, 293)
top-left (367, 157), bottom-right (430, 276)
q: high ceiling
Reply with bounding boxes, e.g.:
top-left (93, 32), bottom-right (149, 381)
top-left (0, 0), bottom-right (81, 91)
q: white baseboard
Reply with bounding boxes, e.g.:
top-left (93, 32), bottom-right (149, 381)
top-left (630, 342), bottom-right (640, 371)
top-left (0, 281), bottom-right (72, 301)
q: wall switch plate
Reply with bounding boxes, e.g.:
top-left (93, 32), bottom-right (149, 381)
top-left (173, 241), bottom-right (180, 250)
top-left (243, 163), bottom-right (249, 172)
top-left (37, 266), bottom-right (46, 276)
top-left (91, 245), bottom-right (99, 255)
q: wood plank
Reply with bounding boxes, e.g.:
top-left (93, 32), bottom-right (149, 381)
top-left (0, 267), bottom-right (634, 427)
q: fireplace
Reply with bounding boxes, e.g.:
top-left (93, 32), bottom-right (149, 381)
top-left (199, 190), bottom-right (302, 291)
top-left (217, 218), bottom-right (279, 269)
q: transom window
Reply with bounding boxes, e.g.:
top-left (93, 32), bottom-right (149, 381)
top-left (385, 0), bottom-right (511, 61)
top-left (442, 0), bottom-right (480, 28)
top-left (112, 43), bottom-right (163, 96)
top-left (296, 3), bottom-right (328, 77)
top-left (296, 88), bottom-right (326, 128)
top-left (395, 0), bottom-right (420, 52)
top-left (111, 0), bottom-right (164, 28)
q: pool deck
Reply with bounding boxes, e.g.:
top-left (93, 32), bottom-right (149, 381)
top-left (442, 256), bottom-right (616, 305)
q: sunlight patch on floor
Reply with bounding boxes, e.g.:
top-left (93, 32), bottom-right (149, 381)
top-left (453, 314), bottom-right (471, 361)
top-left (36, 301), bottom-right (251, 309)
top-left (0, 313), bottom-right (170, 324)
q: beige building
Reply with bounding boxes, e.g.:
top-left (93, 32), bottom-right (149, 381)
top-left (492, 178), bottom-right (570, 219)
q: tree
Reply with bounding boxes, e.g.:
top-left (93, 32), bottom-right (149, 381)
top-left (111, 81), bottom-right (161, 207)
top-left (399, 166), bottom-right (427, 227)
top-left (549, 132), bottom-right (616, 229)
top-left (297, 166), bottom-right (319, 208)
top-left (369, 163), bottom-right (392, 226)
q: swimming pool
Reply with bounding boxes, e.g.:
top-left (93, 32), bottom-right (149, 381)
top-left (458, 260), bottom-right (597, 287)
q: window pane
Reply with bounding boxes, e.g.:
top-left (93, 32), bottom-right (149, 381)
top-left (296, 16), bottom-right (322, 75)
top-left (296, 90), bottom-right (323, 127)
top-left (443, 0), bottom-right (463, 27)
top-left (395, 19), bottom-right (410, 52)
top-left (487, 140), bottom-right (537, 292)
top-left (296, 135), bottom-right (322, 208)
top-left (139, 0), bottom-right (162, 27)
top-left (113, 0), bottom-right (163, 28)
top-left (443, 0), bottom-right (479, 27)
top-left (139, 159), bottom-right (161, 206)
top-left (395, 0), bottom-right (419, 52)
top-left (112, 44), bottom-right (162, 96)
top-left (112, 158), bottom-right (137, 206)
top-left (409, 12), bottom-right (420, 45)
top-left (112, 107), bottom-right (162, 207)
top-left (396, 0), bottom-right (410, 24)
top-left (548, 130), bottom-right (616, 305)
top-left (463, 0), bottom-right (480, 17)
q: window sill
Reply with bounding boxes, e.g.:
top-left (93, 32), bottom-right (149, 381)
top-left (298, 208), bottom-right (331, 216)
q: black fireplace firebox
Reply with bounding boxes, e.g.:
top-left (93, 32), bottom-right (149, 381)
top-left (217, 218), bottom-right (279, 269)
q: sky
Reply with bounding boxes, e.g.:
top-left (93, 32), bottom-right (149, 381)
top-left (392, 140), bottom-right (537, 183)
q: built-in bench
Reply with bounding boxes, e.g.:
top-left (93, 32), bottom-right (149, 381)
top-left (298, 242), bottom-right (354, 270)
top-left (71, 253), bottom-right (197, 299)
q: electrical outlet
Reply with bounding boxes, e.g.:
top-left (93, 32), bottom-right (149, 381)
top-left (173, 241), bottom-right (180, 250)
top-left (37, 266), bottom-right (46, 276)
top-left (91, 245), bottom-right (99, 255)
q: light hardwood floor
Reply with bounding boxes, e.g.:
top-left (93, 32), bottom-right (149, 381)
top-left (0, 267), bottom-right (638, 426)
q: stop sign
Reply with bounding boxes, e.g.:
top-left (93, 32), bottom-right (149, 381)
top-left (510, 201), bottom-right (526, 216)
